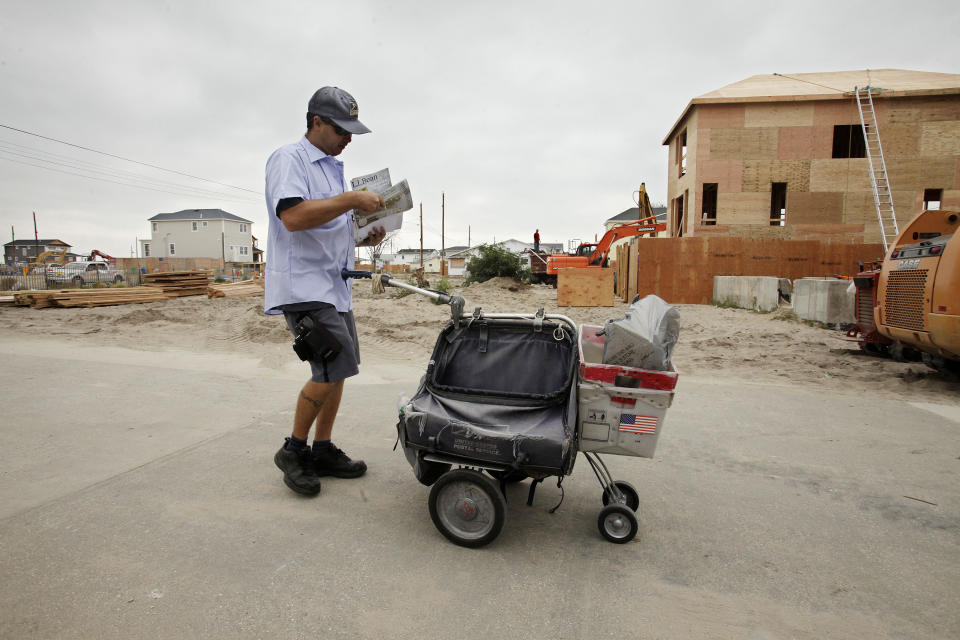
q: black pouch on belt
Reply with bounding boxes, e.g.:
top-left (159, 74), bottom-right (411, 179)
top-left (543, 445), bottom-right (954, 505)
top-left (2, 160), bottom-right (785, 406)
top-left (292, 314), bottom-right (342, 362)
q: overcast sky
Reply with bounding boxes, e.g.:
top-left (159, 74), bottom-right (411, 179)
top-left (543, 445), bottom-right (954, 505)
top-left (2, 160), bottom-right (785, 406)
top-left (1, 0), bottom-right (958, 258)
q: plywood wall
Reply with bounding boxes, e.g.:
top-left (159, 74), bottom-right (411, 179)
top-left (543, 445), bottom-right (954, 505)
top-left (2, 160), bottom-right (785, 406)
top-left (621, 237), bottom-right (885, 304)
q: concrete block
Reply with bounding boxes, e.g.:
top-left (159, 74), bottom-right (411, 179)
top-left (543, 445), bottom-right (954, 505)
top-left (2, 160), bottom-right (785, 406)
top-left (713, 276), bottom-right (781, 312)
top-left (793, 278), bottom-right (856, 325)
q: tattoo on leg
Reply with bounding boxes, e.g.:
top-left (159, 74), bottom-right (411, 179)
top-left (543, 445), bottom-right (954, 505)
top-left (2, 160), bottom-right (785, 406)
top-left (300, 390), bottom-right (325, 410)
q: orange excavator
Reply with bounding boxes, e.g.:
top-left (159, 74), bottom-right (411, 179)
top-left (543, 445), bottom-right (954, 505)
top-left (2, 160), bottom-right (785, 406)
top-left (545, 217), bottom-right (665, 276)
top-left (530, 184), bottom-right (666, 286)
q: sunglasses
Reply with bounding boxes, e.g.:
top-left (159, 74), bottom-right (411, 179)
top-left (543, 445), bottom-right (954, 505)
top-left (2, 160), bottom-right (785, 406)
top-left (320, 116), bottom-right (351, 137)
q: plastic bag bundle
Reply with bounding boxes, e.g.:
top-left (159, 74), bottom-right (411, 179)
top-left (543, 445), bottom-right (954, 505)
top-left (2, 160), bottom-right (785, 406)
top-left (601, 295), bottom-right (680, 371)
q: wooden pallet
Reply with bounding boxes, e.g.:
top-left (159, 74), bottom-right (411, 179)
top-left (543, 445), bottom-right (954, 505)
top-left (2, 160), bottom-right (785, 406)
top-left (143, 271), bottom-right (212, 297)
top-left (207, 279), bottom-right (264, 298)
top-left (14, 287), bottom-right (170, 308)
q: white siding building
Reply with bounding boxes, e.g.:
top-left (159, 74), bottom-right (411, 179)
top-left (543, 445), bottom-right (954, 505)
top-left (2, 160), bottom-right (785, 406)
top-left (140, 209), bottom-right (253, 262)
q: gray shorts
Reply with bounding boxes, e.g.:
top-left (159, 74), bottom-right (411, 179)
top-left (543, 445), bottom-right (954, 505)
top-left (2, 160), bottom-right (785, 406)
top-left (283, 304), bottom-right (360, 383)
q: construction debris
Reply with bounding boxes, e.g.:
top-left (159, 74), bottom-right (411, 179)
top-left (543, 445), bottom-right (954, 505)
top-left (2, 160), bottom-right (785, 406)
top-left (207, 279), bottom-right (265, 298)
top-left (13, 287), bottom-right (170, 308)
top-left (143, 271), bottom-right (211, 297)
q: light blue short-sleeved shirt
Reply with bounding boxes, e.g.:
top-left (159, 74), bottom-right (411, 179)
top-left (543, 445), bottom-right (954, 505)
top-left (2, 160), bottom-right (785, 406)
top-left (264, 137), bottom-right (355, 314)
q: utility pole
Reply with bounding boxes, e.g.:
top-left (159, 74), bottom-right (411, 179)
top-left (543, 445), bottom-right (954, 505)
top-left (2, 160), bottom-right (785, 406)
top-left (419, 202), bottom-right (424, 273)
top-left (33, 211), bottom-right (39, 263)
top-left (468, 225), bottom-right (471, 247)
top-left (441, 192), bottom-right (446, 276)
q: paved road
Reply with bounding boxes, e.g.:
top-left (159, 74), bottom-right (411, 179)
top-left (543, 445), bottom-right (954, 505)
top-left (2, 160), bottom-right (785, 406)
top-left (0, 338), bottom-right (957, 639)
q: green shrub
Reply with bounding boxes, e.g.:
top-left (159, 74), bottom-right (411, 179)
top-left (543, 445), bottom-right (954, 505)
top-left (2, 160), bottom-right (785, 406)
top-left (464, 244), bottom-right (527, 285)
top-left (432, 277), bottom-right (453, 304)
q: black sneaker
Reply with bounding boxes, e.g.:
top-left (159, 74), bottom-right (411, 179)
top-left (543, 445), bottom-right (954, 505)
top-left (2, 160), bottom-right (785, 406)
top-left (313, 444), bottom-right (367, 478)
top-left (274, 441), bottom-right (322, 495)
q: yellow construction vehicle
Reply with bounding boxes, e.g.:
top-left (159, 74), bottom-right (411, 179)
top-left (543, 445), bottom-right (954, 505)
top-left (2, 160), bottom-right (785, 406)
top-left (850, 209), bottom-right (959, 372)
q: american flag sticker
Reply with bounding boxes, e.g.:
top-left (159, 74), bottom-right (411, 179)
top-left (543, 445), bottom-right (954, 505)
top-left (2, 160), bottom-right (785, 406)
top-left (618, 414), bottom-right (658, 435)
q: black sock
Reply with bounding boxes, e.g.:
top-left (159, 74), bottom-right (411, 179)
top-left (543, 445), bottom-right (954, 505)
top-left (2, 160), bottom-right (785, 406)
top-left (285, 435), bottom-right (308, 451)
top-left (312, 440), bottom-right (331, 454)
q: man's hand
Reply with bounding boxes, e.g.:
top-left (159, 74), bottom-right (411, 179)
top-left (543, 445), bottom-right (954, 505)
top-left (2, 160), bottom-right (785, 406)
top-left (353, 190), bottom-right (385, 213)
top-left (358, 225), bottom-right (386, 247)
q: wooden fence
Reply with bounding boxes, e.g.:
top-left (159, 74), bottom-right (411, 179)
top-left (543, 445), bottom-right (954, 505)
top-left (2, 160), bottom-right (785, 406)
top-left (615, 237), bottom-right (886, 304)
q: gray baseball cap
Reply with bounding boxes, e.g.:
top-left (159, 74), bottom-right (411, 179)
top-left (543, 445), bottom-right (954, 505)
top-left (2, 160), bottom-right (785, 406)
top-left (308, 86), bottom-right (371, 135)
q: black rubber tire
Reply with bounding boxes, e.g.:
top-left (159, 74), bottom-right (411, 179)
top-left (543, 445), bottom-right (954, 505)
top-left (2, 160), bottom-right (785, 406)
top-left (114, 275), bottom-right (123, 283)
top-left (429, 469), bottom-right (506, 548)
top-left (72, 276), bottom-right (83, 287)
top-left (598, 504), bottom-right (638, 544)
top-left (602, 480), bottom-right (640, 512)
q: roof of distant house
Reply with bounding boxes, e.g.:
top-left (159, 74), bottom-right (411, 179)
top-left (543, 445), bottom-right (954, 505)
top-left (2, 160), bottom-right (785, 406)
top-left (4, 239), bottom-right (70, 247)
top-left (150, 209), bottom-right (252, 223)
top-left (606, 206), bottom-right (668, 224)
top-left (397, 248), bottom-right (436, 254)
top-left (663, 68), bottom-right (960, 143)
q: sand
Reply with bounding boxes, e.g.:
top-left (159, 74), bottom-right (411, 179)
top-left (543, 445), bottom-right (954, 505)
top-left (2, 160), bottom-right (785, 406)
top-left (1, 276), bottom-right (957, 404)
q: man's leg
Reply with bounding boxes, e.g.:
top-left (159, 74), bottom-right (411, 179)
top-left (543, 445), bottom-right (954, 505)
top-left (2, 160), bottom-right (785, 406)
top-left (293, 379), bottom-right (342, 441)
top-left (310, 379), bottom-right (366, 478)
top-left (274, 379), bottom-right (340, 496)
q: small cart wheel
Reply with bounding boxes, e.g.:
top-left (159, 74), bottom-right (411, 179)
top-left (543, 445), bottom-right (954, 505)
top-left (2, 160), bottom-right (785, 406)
top-left (429, 469), bottom-right (506, 548)
top-left (601, 480), bottom-right (640, 512)
top-left (598, 504), bottom-right (638, 544)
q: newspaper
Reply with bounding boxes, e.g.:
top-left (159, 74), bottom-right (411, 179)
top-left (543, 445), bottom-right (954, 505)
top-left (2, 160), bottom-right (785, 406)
top-left (349, 168), bottom-right (412, 243)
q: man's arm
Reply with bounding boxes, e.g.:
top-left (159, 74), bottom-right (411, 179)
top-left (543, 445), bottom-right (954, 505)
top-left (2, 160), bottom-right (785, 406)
top-left (279, 190), bottom-right (384, 232)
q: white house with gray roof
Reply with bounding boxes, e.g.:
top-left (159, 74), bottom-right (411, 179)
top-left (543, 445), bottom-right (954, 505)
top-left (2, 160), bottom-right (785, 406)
top-left (140, 209), bottom-right (254, 262)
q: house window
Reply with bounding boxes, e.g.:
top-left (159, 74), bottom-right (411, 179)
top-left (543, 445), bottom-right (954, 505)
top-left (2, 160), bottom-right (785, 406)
top-left (770, 182), bottom-right (787, 226)
top-left (832, 125), bottom-right (866, 159)
top-left (152, 222), bottom-right (158, 232)
top-left (144, 243), bottom-right (151, 257)
top-left (202, 221), bottom-right (208, 228)
top-left (168, 243), bottom-right (176, 256)
top-left (701, 183), bottom-right (718, 225)
top-left (192, 221), bottom-right (199, 231)
top-left (923, 188), bottom-right (942, 211)
top-left (240, 246), bottom-right (249, 256)
top-left (676, 129), bottom-right (687, 178)
top-left (240, 223), bottom-right (247, 233)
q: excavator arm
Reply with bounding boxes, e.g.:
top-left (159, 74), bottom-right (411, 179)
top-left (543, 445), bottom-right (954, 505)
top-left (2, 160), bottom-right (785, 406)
top-left (587, 216), bottom-right (666, 266)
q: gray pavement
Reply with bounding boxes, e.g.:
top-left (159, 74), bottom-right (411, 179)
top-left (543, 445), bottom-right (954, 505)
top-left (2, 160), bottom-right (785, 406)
top-left (0, 338), bottom-right (958, 639)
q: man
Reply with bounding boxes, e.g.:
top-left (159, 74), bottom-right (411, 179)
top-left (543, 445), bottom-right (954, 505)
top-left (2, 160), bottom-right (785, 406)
top-left (533, 229), bottom-right (540, 253)
top-left (264, 86), bottom-right (386, 496)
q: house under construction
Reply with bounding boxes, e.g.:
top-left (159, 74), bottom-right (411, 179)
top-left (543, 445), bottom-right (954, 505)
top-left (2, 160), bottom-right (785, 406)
top-left (662, 69), bottom-right (960, 247)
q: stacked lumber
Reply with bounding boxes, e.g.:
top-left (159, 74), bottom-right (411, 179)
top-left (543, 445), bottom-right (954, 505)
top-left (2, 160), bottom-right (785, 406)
top-left (14, 287), bottom-right (169, 308)
top-left (143, 271), bottom-right (211, 297)
top-left (207, 279), bottom-right (264, 298)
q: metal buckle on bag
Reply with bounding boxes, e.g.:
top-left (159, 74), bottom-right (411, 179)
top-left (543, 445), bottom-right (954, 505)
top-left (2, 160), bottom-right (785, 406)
top-left (534, 307), bottom-right (545, 332)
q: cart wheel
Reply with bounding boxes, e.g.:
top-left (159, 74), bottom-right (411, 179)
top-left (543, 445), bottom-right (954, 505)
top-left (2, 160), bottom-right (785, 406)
top-left (601, 480), bottom-right (640, 512)
top-left (598, 504), bottom-right (638, 544)
top-left (429, 469), bottom-right (506, 548)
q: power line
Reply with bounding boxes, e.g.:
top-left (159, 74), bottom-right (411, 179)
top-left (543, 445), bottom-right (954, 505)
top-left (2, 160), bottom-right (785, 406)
top-left (0, 144), bottom-right (262, 203)
top-left (772, 72), bottom-right (847, 93)
top-left (0, 155), bottom-right (260, 203)
top-left (0, 123), bottom-right (262, 195)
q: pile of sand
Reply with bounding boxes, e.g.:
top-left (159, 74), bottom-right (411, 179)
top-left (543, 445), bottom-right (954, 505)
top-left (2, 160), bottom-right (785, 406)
top-left (1, 278), bottom-right (957, 402)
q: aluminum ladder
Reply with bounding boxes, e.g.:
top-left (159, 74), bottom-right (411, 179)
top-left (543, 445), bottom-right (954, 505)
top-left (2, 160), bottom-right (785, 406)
top-left (855, 86), bottom-right (899, 253)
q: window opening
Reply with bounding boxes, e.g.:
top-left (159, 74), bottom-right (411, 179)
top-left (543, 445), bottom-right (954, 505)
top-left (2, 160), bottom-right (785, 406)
top-left (144, 243), bottom-right (151, 257)
top-left (169, 243), bottom-right (176, 256)
top-left (674, 194), bottom-right (685, 237)
top-left (677, 129), bottom-right (687, 177)
top-left (192, 221), bottom-right (198, 231)
top-left (701, 183), bottom-right (718, 225)
top-left (770, 182), bottom-right (787, 226)
top-left (923, 188), bottom-right (942, 211)
top-left (832, 124), bottom-right (866, 159)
